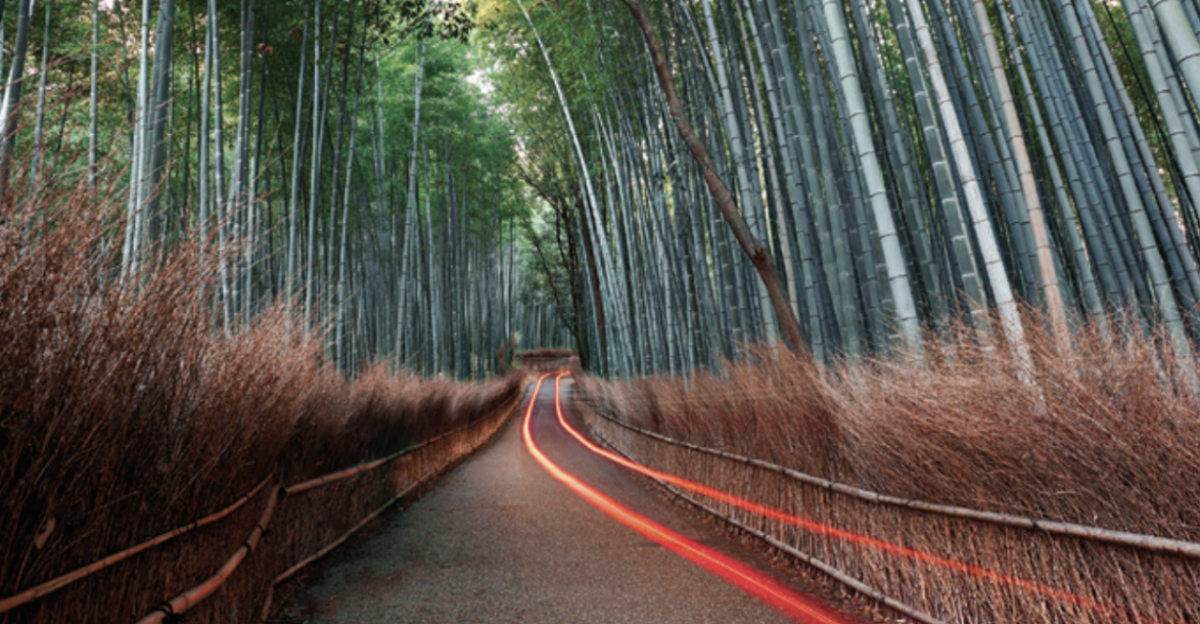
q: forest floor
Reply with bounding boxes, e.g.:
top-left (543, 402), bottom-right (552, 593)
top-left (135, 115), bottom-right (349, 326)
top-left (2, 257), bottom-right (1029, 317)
top-left (278, 378), bottom-right (892, 624)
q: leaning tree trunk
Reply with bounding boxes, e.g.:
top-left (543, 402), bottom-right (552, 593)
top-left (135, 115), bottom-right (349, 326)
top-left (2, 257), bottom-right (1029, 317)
top-left (615, 0), bottom-right (811, 360)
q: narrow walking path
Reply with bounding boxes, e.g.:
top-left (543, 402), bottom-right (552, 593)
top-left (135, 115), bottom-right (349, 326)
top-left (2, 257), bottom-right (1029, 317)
top-left (292, 376), bottom-right (866, 624)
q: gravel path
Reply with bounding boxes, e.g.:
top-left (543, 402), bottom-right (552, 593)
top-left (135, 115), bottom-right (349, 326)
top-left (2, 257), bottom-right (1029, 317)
top-left (289, 379), bottom-right (865, 624)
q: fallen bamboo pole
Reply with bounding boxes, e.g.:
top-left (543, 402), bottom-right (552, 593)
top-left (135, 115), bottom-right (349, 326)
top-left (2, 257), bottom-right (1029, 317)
top-left (0, 476), bottom-right (273, 615)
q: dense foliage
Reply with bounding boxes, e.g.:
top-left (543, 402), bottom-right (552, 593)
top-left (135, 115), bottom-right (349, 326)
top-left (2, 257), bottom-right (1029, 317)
top-left (2, 0), bottom-right (564, 378)
top-left (479, 0), bottom-right (1200, 379)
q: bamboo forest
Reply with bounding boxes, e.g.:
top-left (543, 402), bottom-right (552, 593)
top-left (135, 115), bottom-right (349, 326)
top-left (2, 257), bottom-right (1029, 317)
top-left (4, 0), bottom-right (1200, 622)
top-left (7, 0), bottom-right (1200, 377)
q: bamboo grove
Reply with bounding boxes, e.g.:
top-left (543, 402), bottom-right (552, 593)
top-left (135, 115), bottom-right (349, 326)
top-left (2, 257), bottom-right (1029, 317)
top-left (481, 0), bottom-right (1200, 378)
top-left (6, 0), bottom-right (572, 380)
top-left (11, 0), bottom-right (1200, 379)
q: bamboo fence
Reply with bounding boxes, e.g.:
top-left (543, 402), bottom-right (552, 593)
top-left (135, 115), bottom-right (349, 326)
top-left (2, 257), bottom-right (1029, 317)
top-left (0, 388), bottom-right (523, 623)
top-left (575, 390), bottom-right (1200, 623)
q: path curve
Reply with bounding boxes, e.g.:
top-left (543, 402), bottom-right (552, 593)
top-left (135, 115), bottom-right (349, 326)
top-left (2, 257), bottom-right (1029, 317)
top-left (291, 374), bottom-right (868, 624)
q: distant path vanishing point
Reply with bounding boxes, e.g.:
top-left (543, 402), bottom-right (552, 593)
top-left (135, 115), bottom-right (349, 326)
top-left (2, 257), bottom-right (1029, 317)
top-left (293, 374), bottom-right (867, 624)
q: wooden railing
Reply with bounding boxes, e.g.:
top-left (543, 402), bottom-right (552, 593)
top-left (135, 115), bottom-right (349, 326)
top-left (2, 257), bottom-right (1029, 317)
top-left (0, 387), bottom-right (523, 623)
top-left (576, 391), bottom-right (1200, 624)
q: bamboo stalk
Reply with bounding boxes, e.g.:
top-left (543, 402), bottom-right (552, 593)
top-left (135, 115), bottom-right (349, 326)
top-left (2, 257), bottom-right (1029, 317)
top-left (970, 0), bottom-right (1069, 351)
top-left (616, 0), bottom-right (811, 360)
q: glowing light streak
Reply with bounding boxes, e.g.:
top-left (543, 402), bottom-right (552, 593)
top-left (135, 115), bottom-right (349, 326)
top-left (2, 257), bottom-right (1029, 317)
top-left (522, 372), bottom-right (854, 624)
top-left (551, 375), bottom-right (1106, 613)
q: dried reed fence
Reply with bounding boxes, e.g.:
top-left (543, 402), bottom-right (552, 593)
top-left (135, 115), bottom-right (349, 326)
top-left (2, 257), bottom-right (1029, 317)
top-left (515, 348), bottom-right (581, 374)
top-left (1, 372), bottom-right (523, 624)
top-left (572, 317), bottom-right (1200, 624)
top-left (0, 161), bottom-right (525, 623)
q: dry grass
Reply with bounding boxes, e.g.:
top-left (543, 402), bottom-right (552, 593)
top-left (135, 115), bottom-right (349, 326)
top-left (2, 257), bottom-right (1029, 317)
top-left (0, 166), bottom-right (523, 623)
top-left (574, 314), bottom-right (1200, 623)
top-left (515, 348), bottom-right (580, 373)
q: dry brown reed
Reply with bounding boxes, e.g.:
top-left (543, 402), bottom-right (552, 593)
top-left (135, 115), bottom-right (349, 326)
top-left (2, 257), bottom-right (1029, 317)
top-left (574, 313), bottom-right (1200, 623)
top-left (515, 348), bottom-right (580, 373)
top-left (0, 164), bottom-right (523, 623)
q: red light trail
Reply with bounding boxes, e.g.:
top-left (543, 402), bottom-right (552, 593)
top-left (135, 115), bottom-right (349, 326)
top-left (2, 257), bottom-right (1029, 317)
top-left (547, 373), bottom-right (1108, 615)
top-left (522, 372), bottom-right (857, 624)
